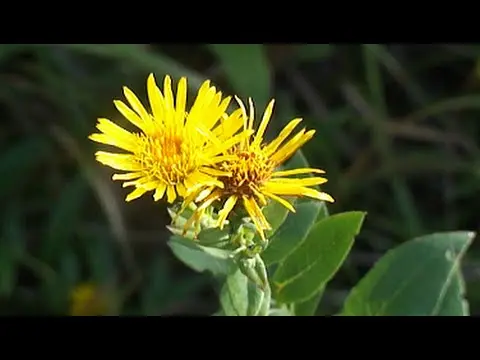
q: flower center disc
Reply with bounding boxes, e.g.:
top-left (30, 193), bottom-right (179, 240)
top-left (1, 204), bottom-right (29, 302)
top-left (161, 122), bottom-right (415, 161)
top-left (138, 132), bottom-right (197, 185)
top-left (221, 150), bottom-right (275, 196)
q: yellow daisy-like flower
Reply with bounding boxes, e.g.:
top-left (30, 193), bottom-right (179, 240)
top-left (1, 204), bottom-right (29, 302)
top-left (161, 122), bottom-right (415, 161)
top-left (70, 283), bottom-right (110, 316)
top-left (190, 97), bottom-right (334, 241)
top-left (89, 74), bottom-right (248, 203)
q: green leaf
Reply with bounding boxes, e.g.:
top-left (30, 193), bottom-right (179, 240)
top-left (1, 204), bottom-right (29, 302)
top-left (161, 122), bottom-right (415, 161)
top-left (196, 228), bottom-right (230, 247)
top-left (269, 307), bottom-right (293, 316)
top-left (293, 286), bottom-right (325, 316)
top-left (220, 268), bottom-right (268, 316)
top-left (262, 201), bottom-right (322, 266)
top-left (168, 235), bottom-right (232, 276)
top-left (436, 271), bottom-right (469, 316)
top-left (341, 231), bottom-right (474, 316)
top-left (273, 211), bottom-right (366, 304)
top-left (210, 44), bottom-right (271, 108)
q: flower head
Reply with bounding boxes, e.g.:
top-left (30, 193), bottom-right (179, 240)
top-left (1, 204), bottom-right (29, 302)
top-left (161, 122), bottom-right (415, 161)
top-left (90, 74), bottom-right (247, 203)
top-left (70, 283), bottom-right (111, 316)
top-left (189, 97), bottom-right (334, 241)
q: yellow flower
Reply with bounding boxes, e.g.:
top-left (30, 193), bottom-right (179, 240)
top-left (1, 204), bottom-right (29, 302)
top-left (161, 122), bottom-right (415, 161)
top-left (70, 283), bottom-right (110, 316)
top-left (189, 97), bottom-right (334, 241)
top-left (89, 74), bottom-right (247, 203)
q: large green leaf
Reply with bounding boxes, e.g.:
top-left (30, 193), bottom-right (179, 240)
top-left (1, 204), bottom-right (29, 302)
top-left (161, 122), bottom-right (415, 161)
top-left (272, 211), bottom-right (366, 304)
top-left (293, 286), bottom-right (325, 316)
top-left (262, 201), bottom-right (322, 266)
top-left (292, 203), bottom-right (331, 316)
top-left (341, 231), bottom-right (474, 316)
top-left (220, 267), bottom-right (269, 316)
top-left (168, 235), bottom-right (232, 276)
top-left (210, 44), bottom-right (271, 109)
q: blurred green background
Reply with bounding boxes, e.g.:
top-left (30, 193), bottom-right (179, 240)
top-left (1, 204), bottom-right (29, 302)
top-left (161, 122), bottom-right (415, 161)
top-left (1, 43), bottom-right (480, 316)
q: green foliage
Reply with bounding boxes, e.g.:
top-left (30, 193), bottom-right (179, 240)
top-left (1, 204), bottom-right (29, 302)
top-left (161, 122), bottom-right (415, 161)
top-left (342, 231), bottom-right (473, 316)
top-left (168, 236), bottom-right (233, 277)
top-left (210, 44), bottom-right (271, 109)
top-left (262, 201), bottom-right (322, 266)
top-left (220, 267), bottom-right (270, 316)
top-left (272, 211), bottom-right (366, 304)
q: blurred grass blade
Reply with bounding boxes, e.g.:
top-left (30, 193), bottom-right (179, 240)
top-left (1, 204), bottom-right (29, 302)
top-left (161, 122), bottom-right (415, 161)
top-left (57, 44), bottom-right (206, 91)
top-left (294, 44), bottom-right (333, 62)
top-left (42, 172), bottom-right (88, 261)
top-left (141, 256), bottom-right (170, 315)
top-left (342, 231), bottom-right (474, 316)
top-left (210, 44), bottom-right (271, 108)
top-left (408, 94), bottom-right (480, 123)
top-left (0, 205), bottom-right (26, 297)
top-left (0, 137), bottom-right (47, 200)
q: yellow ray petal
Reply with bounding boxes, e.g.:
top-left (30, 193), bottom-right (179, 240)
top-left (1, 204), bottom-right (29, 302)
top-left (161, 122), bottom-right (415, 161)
top-left (95, 151), bottom-right (143, 171)
top-left (141, 181), bottom-right (161, 192)
top-left (272, 168), bottom-right (325, 177)
top-left (250, 184), bottom-right (268, 207)
top-left (248, 97), bottom-right (255, 132)
top-left (200, 167), bottom-right (232, 177)
top-left (243, 197), bottom-right (268, 241)
top-left (264, 183), bottom-right (334, 202)
top-left (270, 129), bottom-right (315, 164)
top-left (208, 96), bottom-right (232, 130)
top-left (217, 195), bottom-right (238, 229)
top-left (163, 76), bottom-right (175, 127)
top-left (113, 100), bottom-right (146, 132)
top-left (96, 118), bottom-right (137, 141)
top-left (175, 77), bottom-right (187, 125)
top-left (204, 129), bottom-right (254, 159)
top-left (153, 183), bottom-right (167, 201)
top-left (234, 96), bottom-right (249, 133)
top-left (89, 133), bottom-right (136, 153)
top-left (125, 187), bottom-right (147, 202)
top-left (213, 109), bottom-right (243, 139)
top-left (147, 73), bottom-right (165, 122)
top-left (176, 182), bottom-right (187, 197)
top-left (123, 86), bottom-right (150, 121)
top-left (185, 171), bottom-right (223, 191)
top-left (252, 99), bottom-right (275, 149)
top-left (249, 196), bottom-right (271, 230)
top-left (197, 190), bottom-right (222, 211)
top-left (268, 177), bottom-right (328, 187)
top-left (112, 172), bottom-right (143, 181)
top-left (263, 118), bottom-right (303, 156)
top-left (262, 190), bottom-right (296, 213)
top-left (166, 185), bottom-right (177, 203)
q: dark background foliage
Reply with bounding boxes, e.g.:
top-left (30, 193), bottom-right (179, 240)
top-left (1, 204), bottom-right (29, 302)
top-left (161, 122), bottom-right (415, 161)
top-left (1, 44), bottom-right (479, 315)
